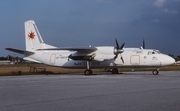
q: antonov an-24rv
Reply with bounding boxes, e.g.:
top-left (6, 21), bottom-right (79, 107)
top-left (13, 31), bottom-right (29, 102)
top-left (6, 20), bottom-right (175, 75)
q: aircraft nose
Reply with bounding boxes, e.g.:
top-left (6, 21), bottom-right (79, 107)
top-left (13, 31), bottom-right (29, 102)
top-left (161, 55), bottom-right (175, 66)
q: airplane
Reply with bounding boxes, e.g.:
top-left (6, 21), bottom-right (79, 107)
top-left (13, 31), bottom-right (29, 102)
top-left (6, 20), bottom-right (175, 75)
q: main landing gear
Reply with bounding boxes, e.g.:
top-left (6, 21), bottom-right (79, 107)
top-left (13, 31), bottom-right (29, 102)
top-left (84, 69), bottom-right (93, 75)
top-left (84, 61), bottom-right (93, 75)
top-left (112, 68), bottom-right (119, 74)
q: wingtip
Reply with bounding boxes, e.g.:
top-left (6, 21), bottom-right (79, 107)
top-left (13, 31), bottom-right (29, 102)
top-left (5, 48), bottom-right (12, 50)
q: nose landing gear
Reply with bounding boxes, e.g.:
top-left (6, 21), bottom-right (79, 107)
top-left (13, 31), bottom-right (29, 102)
top-left (152, 68), bottom-right (159, 75)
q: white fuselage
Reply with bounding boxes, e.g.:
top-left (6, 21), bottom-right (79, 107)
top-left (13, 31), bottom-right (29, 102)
top-left (24, 46), bottom-right (175, 69)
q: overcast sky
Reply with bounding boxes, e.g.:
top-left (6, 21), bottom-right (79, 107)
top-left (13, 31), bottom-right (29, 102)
top-left (1, 0), bottom-right (180, 57)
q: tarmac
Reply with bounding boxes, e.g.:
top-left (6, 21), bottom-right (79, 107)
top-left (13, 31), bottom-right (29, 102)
top-left (0, 71), bottom-right (180, 111)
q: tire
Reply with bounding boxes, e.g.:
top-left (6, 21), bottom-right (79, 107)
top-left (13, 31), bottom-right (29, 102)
top-left (152, 70), bottom-right (159, 75)
top-left (112, 68), bottom-right (119, 74)
top-left (84, 69), bottom-right (93, 75)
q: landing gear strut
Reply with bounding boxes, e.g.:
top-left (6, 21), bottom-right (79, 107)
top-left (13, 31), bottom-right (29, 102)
top-left (84, 61), bottom-right (93, 75)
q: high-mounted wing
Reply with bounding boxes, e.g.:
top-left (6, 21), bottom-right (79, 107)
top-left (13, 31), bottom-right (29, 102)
top-left (5, 48), bottom-right (34, 55)
top-left (37, 47), bottom-right (97, 53)
top-left (37, 47), bottom-right (98, 61)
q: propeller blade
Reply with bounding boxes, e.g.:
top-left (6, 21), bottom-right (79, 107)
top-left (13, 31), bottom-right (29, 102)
top-left (114, 54), bottom-right (118, 60)
top-left (115, 38), bottom-right (120, 49)
top-left (120, 43), bottom-right (125, 49)
top-left (120, 54), bottom-right (124, 64)
top-left (143, 39), bottom-right (145, 49)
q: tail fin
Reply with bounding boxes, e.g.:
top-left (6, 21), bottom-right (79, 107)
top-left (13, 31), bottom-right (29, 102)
top-left (25, 20), bottom-right (56, 51)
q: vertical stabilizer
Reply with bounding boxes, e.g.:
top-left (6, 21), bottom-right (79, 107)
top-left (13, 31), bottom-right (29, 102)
top-left (25, 20), bottom-right (56, 51)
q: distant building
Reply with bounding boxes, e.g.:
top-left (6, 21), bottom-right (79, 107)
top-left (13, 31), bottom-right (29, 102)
top-left (0, 60), bottom-right (14, 65)
top-left (176, 61), bottom-right (180, 65)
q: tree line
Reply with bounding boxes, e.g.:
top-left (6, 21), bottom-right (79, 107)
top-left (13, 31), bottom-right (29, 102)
top-left (168, 54), bottom-right (180, 61)
top-left (0, 55), bottom-right (25, 64)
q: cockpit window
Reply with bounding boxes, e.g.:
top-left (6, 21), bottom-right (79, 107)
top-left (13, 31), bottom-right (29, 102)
top-left (148, 50), bottom-right (160, 55)
top-left (155, 50), bottom-right (160, 54)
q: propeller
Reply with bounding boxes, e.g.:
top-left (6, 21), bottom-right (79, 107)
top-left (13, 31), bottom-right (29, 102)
top-left (114, 38), bottom-right (125, 63)
top-left (142, 39), bottom-right (145, 49)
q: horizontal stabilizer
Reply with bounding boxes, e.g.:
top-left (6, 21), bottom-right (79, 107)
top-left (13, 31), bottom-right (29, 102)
top-left (5, 48), bottom-right (34, 55)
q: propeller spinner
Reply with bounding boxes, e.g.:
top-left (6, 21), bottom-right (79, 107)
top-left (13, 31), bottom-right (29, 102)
top-left (114, 39), bottom-right (125, 63)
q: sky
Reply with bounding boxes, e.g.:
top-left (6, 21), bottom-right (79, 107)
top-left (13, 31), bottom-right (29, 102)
top-left (1, 0), bottom-right (180, 57)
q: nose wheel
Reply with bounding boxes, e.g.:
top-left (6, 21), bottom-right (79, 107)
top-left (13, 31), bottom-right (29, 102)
top-left (152, 69), bottom-right (159, 75)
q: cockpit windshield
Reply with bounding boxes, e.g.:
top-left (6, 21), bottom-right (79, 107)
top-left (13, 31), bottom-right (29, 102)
top-left (148, 50), bottom-right (160, 55)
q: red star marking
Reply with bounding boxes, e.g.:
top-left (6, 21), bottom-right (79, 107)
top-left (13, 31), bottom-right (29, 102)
top-left (28, 31), bottom-right (35, 40)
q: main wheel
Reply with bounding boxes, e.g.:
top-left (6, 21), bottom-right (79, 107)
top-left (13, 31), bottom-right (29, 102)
top-left (84, 69), bottom-right (93, 75)
top-left (152, 70), bottom-right (159, 75)
top-left (112, 68), bottom-right (119, 74)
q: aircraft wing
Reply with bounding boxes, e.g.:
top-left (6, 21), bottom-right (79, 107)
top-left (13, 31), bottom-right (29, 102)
top-left (37, 47), bottom-right (97, 53)
top-left (38, 47), bottom-right (98, 60)
top-left (5, 48), bottom-right (34, 55)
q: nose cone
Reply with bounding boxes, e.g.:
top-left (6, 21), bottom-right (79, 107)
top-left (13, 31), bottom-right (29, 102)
top-left (161, 55), bottom-right (175, 66)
